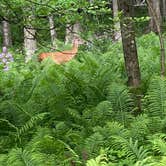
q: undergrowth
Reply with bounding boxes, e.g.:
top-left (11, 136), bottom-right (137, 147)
top-left (0, 33), bottom-right (165, 165)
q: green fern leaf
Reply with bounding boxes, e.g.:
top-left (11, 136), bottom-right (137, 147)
top-left (145, 77), bottom-right (166, 117)
top-left (107, 83), bottom-right (134, 125)
top-left (7, 148), bottom-right (42, 166)
top-left (112, 137), bottom-right (148, 162)
top-left (17, 113), bottom-right (48, 138)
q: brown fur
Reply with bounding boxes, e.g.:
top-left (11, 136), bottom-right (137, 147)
top-left (39, 38), bottom-right (80, 64)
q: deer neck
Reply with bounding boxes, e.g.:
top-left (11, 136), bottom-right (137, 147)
top-left (71, 42), bottom-right (78, 55)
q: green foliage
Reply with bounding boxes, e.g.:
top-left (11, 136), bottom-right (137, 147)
top-left (7, 148), bottom-right (42, 166)
top-left (137, 33), bottom-right (161, 93)
top-left (0, 0), bottom-right (165, 163)
top-left (86, 150), bottom-right (110, 166)
top-left (129, 114), bottom-right (150, 143)
top-left (112, 137), bottom-right (148, 161)
top-left (145, 77), bottom-right (166, 117)
top-left (107, 83), bottom-right (134, 125)
top-left (0, 33), bottom-right (166, 165)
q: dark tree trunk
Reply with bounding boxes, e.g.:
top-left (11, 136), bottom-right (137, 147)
top-left (162, 0), bottom-right (166, 20)
top-left (118, 0), bottom-right (141, 87)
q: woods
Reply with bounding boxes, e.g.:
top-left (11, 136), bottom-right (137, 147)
top-left (1, 0), bottom-right (166, 165)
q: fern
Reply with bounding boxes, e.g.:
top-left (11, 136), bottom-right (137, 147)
top-left (58, 140), bottom-right (82, 165)
top-left (1, 33), bottom-right (166, 165)
top-left (129, 114), bottom-right (150, 143)
top-left (17, 113), bottom-right (48, 140)
top-left (106, 121), bottom-right (128, 135)
top-left (112, 137), bottom-right (149, 162)
top-left (7, 148), bottom-right (43, 166)
top-left (86, 155), bottom-right (109, 166)
top-left (145, 77), bottom-right (166, 117)
top-left (0, 154), bottom-right (7, 166)
top-left (82, 101), bottom-right (113, 128)
top-left (149, 133), bottom-right (166, 155)
top-left (107, 83), bottom-right (134, 125)
top-left (86, 149), bottom-right (110, 166)
top-left (84, 132), bottom-right (105, 157)
top-left (25, 127), bottom-right (58, 153)
top-left (93, 121), bottom-right (129, 144)
top-left (156, 156), bottom-right (166, 166)
top-left (67, 108), bottom-right (82, 121)
top-left (0, 118), bottom-right (18, 135)
top-left (84, 121), bottom-right (129, 158)
top-left (134, 157), bottom-right (155, 166)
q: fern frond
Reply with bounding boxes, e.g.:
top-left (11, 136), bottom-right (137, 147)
top-left (145, 77), bottom-right (166, 117)
top-left (104, 121), bottom-right (129, 137)
top-left (129, 114), bottom-right (150, 142)
top-left (84, 132), bottom-right (105, 157)
top-left (26, 128), bottom-right (61, 155)
top-left (107, 83), bottom-right (134, 125)
top-left (17, 113), bottom-right (48, 138)
top-left (86, 150), bottom-right (109, 166)
top-left (67, 108), bottom-right (82, 121)
top-left (134, 157), bottom-right (155, 166)
top-left (58, 139), bottom-right (82, 165)
top-left (156, 156), bottom-right (166, 166)
top-left (7, 148), bottom-right (42, 166)
top-left (149, 133), bottom-right (166, 155)
top-left (0, 119), bottom-right (18, 136)
top-left (112, 137), bottom-right (148, 162)
top-left (83, 101), bottom-right (113, 127)
top-left (86, 155), bottom-right (109, 166)
top-left (0, 154), bottom-right (7, 166)
top-left (87, 121), bottom-right (129, 155)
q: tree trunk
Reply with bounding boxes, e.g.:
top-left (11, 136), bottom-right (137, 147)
top-left (148, 0), bottom-right (162, 33)
top-left (113, 0), bottom-right (121, 41)
top-left (65, 22), bottom-right (82, 44)
top-left (48, 15), bottom-right (57, 47)
top-left (162, 0), bottom-right (166, 21)
top-left (73, 22), bottom-right (82, 39)
top-left (118, 0), bottom-right (141, 87)
top-left (147, 0), bottom-right (165, 77)
top-left (24, 25), bottom-right (37, 62)
top-left (2, 20), bottom-right (12, 47)
top-left (65, 24), bottom-right (73, 44)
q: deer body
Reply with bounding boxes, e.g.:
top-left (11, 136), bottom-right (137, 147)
top-left (39, 38), bottom-right (79, 64)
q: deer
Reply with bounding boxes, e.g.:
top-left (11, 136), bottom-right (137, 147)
top-left (39, 38), bottom-right (82, 64)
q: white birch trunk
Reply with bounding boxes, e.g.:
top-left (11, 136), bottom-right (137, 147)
top-left (65, 24), bottom-right (73, 44)
top-left (24, 25), bottom-right (37, 62)
top-left (113, 0), bottom-right (121, 41)
top-left (73, 22), bottom-right (82, 39)
top-left (155, 0), bottom-right (162, 24)
top-left (2, 20), bottom-right (12, 47)
top-left (48, 15), bottom-right (57, 47)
